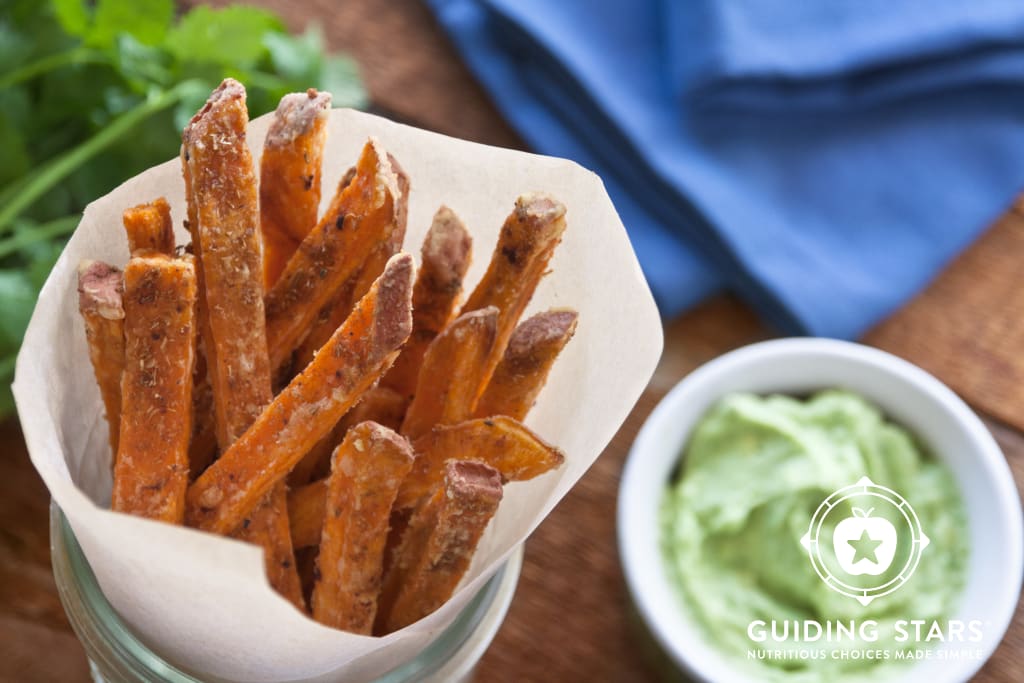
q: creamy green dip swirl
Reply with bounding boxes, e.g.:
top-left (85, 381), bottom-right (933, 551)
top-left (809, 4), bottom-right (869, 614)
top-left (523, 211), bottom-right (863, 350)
top-left (660, 390), bottom-right (968, 681)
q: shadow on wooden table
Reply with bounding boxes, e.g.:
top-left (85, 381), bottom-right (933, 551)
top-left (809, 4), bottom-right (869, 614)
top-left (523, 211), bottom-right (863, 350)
top-left (0, 419), bottom-right (90, 682)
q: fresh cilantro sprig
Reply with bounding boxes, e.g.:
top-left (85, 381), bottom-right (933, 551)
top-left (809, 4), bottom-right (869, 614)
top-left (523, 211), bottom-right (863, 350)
top-left (0, 0), bottom-right (366, 415)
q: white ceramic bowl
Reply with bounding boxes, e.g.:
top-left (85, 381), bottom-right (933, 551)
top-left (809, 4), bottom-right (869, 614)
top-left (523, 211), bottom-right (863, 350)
top-left (618, 338), bottom-right (1023, 683)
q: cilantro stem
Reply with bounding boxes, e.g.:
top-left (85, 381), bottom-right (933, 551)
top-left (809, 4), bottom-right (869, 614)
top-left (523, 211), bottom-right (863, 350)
top-left (0, 216), bottom-right (80, 260)
top-left (0, 81), bottom-right (199, 234)
top-left (0, 47), bottom-right (109, 90)
top-left (0, 175), bottom-right (30, 211)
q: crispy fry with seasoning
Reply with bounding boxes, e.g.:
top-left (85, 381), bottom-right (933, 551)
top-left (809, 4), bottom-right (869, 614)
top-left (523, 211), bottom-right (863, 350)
top-left (122, 197), bottom-right (175, 255)
top-left (286, 432), bottom-right (336, 490)
top-left (260, 89), bottom-right (331, 287)
top-left (293, 156), bottom-right (409, 371)
top-left (183, 79), bottom-right (303, 606)
top-left (340, 385), bottom-right (409, 434)
top-left (460, 193), bottom-right (566, 389)
top-left (264, 139), bottom-right (400, 376)
top-left (475, 309), bottom-right (578, 421)
top-left (187, 384), bottom-right (217, 479)
top-left (375, 461), bottom-right (502, 634)
top-left (289, 385), bottom-right (409, 487)
top-left (182, 78), bottom-right (272, 450)
top-left (287, 479), bottom-right (326, 550)
top-left (186, 253), bottom-right (414, 535)
top-left (180, 144), bottom-right (217, 479)
top-left (290, 415), bottom-right (563, 548)
top-left (112, 254), bottom-right (197, 523)
top-left (382, 205), bottom-right (472, 399)
top-left (396, 415), bottom-right (564, 511)
top-left (237, 486), bottom-right (304, 608)
top-left (236, 487), bottom-right (303, 609)
top-left (77, 261), bottom-right (125, 458)
top-left (311, 422), bottom-right (414, 633)
top-left (400, 307), bottom-right (498, 439)
top-left (295, 546), bottom-right (318, 605)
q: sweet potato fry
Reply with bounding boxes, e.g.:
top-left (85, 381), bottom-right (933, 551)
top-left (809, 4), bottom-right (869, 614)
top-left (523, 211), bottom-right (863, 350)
top-left (296, 546), bottom-right (318, 606)
top-left (244, 490), bottom-right (302, 607)
top-left (183, 80), bottom-right (306, 602)
top-left (311, 422), bottom-right (414, 633)
top-left (288, 385), bottom-right (409, 486)
top-left (181, 148), bottom-right (217, 478)
top-left (375, 460), bottom-right (502, 634)
top-left (287, 158), bottom-right (409, 474)
top-left (382, 206), bottom-right (472, 399)
top-left (187, 383), bottom-right (217, 479)
top-left (338, 386), bottom-right (409, 438)
top-left (186, 253), bottom-right (414, 535)
top-left (286, 430), bottom-right (337, 490)
top-left (396, 415), bottom-right (564, 511)
top-left (346, 154), bottom-right (410, 304)
top-left (236, 485), bottom-right (305, 609)
top-left (182, 78), bottom-right (273, 450)
top-left (112, 254), bottom-right (197, 523)
top-left (260, 89), bottom-right (331, 287)
top-left (475, 308), bottom-right (578, 421)
top-left (264, 139), bottom-right (400, 375)
top-left (292, 155), bottom-right (409, 371)
top-left (267, 164), bottom-right (353, 383)
top-left (287, 479), bottom-right (326, 550)
top-left (460, 193), bottom-right (567, 390)
top-left (380, 507), bottom-right (412, 583)
top-left (291, 415), bottom-right (563, 548)
top-left (77, 261), bottom-right (125, 458)
top-left (400, 307), bottom-right (498, 439)
top-left (122, 197), bottom-right (174, 255)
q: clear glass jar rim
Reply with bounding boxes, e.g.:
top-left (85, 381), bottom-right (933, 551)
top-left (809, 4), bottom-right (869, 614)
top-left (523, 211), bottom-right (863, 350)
top-left (50, 502), bottom-right (515, 682)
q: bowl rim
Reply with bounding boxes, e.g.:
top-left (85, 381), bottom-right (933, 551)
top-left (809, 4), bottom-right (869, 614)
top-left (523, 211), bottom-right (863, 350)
top-left (617, 337), bottom-right (1024, 683)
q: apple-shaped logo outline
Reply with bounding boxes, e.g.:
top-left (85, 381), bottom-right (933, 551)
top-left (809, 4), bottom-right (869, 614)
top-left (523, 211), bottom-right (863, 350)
top-left (832, 506), bottom-right (898, 576)
top-left (799, 477), bottom-right (930, 606)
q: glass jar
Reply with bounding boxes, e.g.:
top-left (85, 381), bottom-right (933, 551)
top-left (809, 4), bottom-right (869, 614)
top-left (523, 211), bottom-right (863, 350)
top-left (50, 503), bottom-right (522, 683)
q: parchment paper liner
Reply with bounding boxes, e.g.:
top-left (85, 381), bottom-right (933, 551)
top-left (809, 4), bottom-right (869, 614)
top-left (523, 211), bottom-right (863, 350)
top-left (15, 108), bottom-right (663, 682)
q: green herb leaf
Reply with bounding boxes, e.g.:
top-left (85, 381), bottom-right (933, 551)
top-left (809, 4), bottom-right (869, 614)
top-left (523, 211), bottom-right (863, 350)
top-left (165, 6), bottom-right (283, 68)
top-left (263, 26), bottom-right (323, 84)
top-left (114, 34), bottom-right (172, 90)
top-left (87, 0), bottom-right (173, 48)
top-left (322, 55), bottom-right (367, 109)
top-left (0, 270), bottom-right (37, 356)
top-left (51, 0), bottom-right (91, 38)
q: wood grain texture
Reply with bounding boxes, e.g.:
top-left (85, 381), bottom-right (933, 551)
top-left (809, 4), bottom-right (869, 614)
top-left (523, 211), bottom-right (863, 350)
top-left (4, 1), bottom-right (1020, 680)
top-left (0, 420), bottom-right (89, 682)
top-left (867, 206), bottom-right (1024, 432)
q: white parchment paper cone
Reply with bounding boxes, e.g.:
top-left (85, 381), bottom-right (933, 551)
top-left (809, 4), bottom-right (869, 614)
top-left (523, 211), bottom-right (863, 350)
top-left (15, 108), bottom-right (663, 682)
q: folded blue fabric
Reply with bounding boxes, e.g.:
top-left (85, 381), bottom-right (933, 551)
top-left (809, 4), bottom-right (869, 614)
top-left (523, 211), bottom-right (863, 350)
top-left (428, 0), bottom-right (1024, 338)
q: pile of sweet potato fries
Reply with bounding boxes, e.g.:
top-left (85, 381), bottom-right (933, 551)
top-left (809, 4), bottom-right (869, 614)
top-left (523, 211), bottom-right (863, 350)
top-left (75, 79), bottom-right (577, 635)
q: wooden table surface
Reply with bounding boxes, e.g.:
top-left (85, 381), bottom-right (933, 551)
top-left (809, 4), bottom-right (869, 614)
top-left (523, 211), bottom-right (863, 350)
top-left (3, 1), bottom-right (1022, 681)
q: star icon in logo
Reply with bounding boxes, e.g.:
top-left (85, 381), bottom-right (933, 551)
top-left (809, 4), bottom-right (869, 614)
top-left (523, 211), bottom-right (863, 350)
top-left (847, 529), bottom-right (884, 564)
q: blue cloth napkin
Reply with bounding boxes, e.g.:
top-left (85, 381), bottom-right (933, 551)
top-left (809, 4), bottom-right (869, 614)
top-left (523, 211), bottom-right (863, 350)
top-left (427, 0), bottom-right (1024, 338)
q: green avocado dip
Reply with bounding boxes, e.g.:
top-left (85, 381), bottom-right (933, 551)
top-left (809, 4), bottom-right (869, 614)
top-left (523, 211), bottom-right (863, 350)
top-left (661, 390), bottom-right (968, 682)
